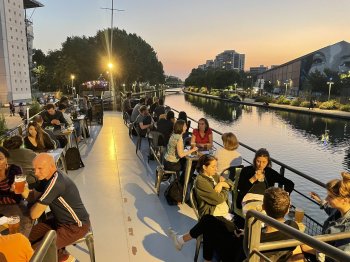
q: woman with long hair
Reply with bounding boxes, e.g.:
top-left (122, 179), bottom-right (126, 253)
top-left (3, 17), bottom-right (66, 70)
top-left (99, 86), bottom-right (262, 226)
top-left (190, 118), bottom-right (213, 149)
top-left (236, 148), bottom-right (294, 210)
top-left (0, 147), bottom-right (25, 204)
top-left (305, 172), bottom-right (350, 260)
top-left (24, 122), bottom-right (55, 152)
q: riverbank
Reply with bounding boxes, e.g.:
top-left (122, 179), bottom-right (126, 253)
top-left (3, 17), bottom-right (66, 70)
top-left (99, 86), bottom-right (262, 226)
top-left (183, 90), bottom-right (350, 120)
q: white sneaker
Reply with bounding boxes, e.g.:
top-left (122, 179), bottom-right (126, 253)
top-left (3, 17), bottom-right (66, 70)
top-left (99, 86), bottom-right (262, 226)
top-left (168, 227), bottom-right (183, 251)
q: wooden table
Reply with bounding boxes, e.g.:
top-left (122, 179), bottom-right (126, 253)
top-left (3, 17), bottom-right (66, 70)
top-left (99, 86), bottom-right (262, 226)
top-left (0, 202), bottom-right (33, 237)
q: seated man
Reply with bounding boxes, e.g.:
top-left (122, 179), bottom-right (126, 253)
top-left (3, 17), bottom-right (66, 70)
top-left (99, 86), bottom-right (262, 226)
top-left (156, 110), bottom-right (175, 145)
top-left (40, 103), bottom-right (67, 130)
top-left (0, 233), bottom-right (33, 262)
top-left (135, 105), bottom-right (153, 136)
top-left (123, 92), bottom-right (133, 116)
top-left (153, 98), bottom-right (166, 121)
top-left (130, 98), bottom-right (145, 122)
top-left (168, 187), bottom-right (299, 262)
top-left (58, 104), bottom-right (82, 142)
top-left (22, 154), bottom-right (90, 261)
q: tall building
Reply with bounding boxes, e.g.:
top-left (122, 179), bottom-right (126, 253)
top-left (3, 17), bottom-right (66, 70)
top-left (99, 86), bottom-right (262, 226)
top-left (0, 0), bottom-right (43, 104)
top-left (249, 65), bottom-right (268, 75)
top-left (197, 50), bottom-right (245, 71)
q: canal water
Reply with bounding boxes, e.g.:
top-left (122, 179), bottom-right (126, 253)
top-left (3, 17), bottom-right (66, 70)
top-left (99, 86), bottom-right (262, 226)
top-left (165, 93), bottom-right (350, 223)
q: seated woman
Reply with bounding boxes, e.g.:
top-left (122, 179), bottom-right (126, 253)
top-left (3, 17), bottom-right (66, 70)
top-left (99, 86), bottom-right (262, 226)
top-left (164, 120), bottom-right (198, 176)
top-left (24, 122), bottom-right (55, 152)
top-left (215, 132), bottom-right (242, 175)
top-left (304, 172), bottom-right (350, 261)
top-left (194, 154), bottom-right (234, 218)
top-left (0, 147), bottom-right (26, 204)
top-left (168, 187), bottom-right (299, 262)
top-left (3, 136), bottom-right (36, 175)
top-left (236, 148), bottom-right (294, 211)
top-left (191, 118), bottom-right (213, 150)
top-left (178, 111), bottom-right (191, 139)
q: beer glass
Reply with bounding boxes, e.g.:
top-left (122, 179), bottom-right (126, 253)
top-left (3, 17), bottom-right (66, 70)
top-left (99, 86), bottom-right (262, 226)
top-left (295, 207), bottom-right (305, 223)
top-left (14, 174), bottom-right (26, 194)
top-left (7, 216), bottom-right (20, 234)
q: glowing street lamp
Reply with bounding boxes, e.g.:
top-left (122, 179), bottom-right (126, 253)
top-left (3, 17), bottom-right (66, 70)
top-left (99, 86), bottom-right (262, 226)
top-left (70, 74), bottom-right (75, 87)
top-left (284, 80), bottom-right (290, 96)
top-left (327, 78), bottom-right (334, 101)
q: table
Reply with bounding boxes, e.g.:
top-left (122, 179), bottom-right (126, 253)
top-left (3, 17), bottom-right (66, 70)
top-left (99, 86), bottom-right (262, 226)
top-left (53, 128), bottom-right (75, 148)
top-left (0, 202), bottom-right (33, 237)
top-left (182, 154), bottom-right (200, 203)
top-left (48, 148), bottom-right (66, 173)
top-left (73, 114), bottom-right (88, 144)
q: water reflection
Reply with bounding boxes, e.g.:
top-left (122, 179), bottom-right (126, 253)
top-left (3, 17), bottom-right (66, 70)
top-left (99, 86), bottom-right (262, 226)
top-left (184, 94), bottom-right (242, 123)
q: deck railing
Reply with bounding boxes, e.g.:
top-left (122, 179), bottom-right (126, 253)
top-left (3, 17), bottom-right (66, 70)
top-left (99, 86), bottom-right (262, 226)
top-left (170, 108), bottom-right (324, 235)
top-left (244, 210), bottom-right (350, 262)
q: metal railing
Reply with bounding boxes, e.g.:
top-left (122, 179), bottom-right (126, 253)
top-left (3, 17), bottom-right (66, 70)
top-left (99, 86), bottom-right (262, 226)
top-left (170, 107), bottom-right (324, 234)
top-left (244, 210), bottom-right (350, 262)
top-left (30, 230), bottom-right (58, 262)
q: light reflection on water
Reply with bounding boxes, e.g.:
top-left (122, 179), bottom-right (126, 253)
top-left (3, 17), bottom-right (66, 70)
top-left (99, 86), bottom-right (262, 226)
top-left (165, 93), bottom-right (350, 222)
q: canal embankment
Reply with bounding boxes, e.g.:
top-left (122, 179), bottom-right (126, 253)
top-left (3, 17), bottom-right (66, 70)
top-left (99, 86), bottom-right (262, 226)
top-left (183, 90), bottom-right (350, 120)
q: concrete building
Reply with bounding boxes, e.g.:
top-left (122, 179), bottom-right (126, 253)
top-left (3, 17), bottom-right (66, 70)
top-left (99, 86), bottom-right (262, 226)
top-left (197, 50), bottom-right (245, 71)
top-left (257, 41), bottom-right (350, 95)
top-left (249, 65), bottom-right (268, 75)
top-left (0, 0), bottom-right (43, 104)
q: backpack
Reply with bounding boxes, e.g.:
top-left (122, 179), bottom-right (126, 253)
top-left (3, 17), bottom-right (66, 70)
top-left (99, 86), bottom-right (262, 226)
top-left (164, 179), bottom-right (183, 205)
top-left (65, 147), bottom-right (85, 170)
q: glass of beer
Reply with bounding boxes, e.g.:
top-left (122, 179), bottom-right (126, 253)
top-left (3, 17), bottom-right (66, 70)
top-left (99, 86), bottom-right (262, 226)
top-left (14, 174), bottom-right (26, 194)
top-left (295, 207), bottom-right (305, 223)
top-left (7, 216), bottom-right (20, 234)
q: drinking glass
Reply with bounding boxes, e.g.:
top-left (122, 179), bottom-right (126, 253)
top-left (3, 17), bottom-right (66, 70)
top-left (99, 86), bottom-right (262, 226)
top-left (14, 174), bottom-right (26, 194)
top-left (7, 216), bottom-right (20, 234)
top-left (295, 207), bottom-right (304, 223)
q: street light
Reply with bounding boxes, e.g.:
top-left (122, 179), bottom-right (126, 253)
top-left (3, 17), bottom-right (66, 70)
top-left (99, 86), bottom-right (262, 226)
top-left (284, 80), bottom-right (289, 96)
top-left (70, 74), bottom-right (75, 88)
top-left (327, 78), bottom-right (334, 101)
top-left (247, 76), bottom-right (253, 88)
top-left (234, 82), bottom-right (237, 94)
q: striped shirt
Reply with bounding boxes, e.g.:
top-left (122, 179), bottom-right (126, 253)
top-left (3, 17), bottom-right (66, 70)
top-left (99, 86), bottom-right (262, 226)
top-left (36, 170), bottom-right (89, 226)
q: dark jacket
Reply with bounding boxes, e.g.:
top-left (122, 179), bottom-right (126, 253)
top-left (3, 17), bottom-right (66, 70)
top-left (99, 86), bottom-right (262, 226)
top-left (24, 132), bottom-right (55, 152)
top-left (236, 165), bottom-right (294, 209)
top-left (40, 110), bottom-right (67, 130)
top-left (195, 173), bottom-right (234, 217)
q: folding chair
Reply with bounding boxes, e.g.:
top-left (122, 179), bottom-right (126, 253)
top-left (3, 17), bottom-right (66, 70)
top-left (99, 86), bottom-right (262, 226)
top-left (72, 229), bottom-right (95, 262)
top-left (189, 185), bottom-right (203, 262)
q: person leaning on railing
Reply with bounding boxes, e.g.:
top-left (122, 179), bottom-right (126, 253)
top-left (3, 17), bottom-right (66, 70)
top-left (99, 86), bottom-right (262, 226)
top-left (303, 172), bottom-right (350, 261)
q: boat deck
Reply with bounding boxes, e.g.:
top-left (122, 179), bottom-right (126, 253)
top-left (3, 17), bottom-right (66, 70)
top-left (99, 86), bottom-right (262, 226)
top-left (66, 112), bottom-right (197, 261)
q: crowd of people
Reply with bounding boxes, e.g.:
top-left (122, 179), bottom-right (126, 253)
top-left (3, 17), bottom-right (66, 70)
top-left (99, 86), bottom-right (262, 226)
top-left (123, 93), bottom-right (350, 262)
top-left (0, 96), bottom-right (92, 262)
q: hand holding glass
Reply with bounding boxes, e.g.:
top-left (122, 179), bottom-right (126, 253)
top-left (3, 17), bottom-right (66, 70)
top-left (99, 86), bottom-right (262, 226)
top-left (14, 174), bottom-right (26, 194)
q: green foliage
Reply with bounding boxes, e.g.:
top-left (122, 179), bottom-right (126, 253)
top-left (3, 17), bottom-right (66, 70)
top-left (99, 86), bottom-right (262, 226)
top-left (319, 100), bottom-right (340, 110)
top-left (290, 98), bottom-right (303, 106)
top-left (210, 90), bottom-right (220, 96)
top-left (185, 68), bottom-right (241, 89)
top-left (300, 101), bottom-right (311, 107)
top-left (340, 104), bottom-right (350, 112)
top-left (32, 28), bottom-right (165, 93)
top-left (0, 114), bottom-right (7, 135)
top-left (255, 96), bottom-right (272, 103)
top-left (275, 96), bottom-right (290, 105)
top-left (199, 87), bottom-right (208, 94)
top-left (29, 101), bottom-right (43, 117)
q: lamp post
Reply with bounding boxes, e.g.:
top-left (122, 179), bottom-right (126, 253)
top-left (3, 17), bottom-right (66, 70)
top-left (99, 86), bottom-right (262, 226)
top-left (284, 82), bottom-right (288, 96)
top-left (70, 74), bottom-right (75, 97)
top-left (327, 79), bottom-right (334, 101)
top-left (234, 82), bottom-right (237, 94)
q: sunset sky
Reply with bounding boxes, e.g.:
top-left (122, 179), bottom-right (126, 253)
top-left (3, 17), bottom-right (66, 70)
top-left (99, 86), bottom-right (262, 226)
top-left (31, 0), bottom-right (350, 80)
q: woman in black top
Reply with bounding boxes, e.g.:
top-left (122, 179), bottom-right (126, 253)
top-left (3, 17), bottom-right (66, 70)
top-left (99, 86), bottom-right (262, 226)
top-left (24, 122), bottom-right (55, 152)
top-left (236, 148), bottom-right (294, 209)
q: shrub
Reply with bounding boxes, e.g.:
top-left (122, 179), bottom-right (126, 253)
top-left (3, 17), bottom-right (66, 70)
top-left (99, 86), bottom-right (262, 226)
top-left (210, 90), bottom-right (220, 96)
top-left (0, 114), bottom-right (6, 136)
top-left (255, 96), bottom-right (272, 103)
top-left (29, 101), bottom-right (43, 117)
top-left (199, 87), bottom-right (208, 94)
top-left (300, 101), bottom-right (311, 108)
top-left (290, 98), bottom-right (302, 106)
top-left (319, 100), bottom-right (340, 110)
top-left (275, 96), bottom-right (290, 105)
top-left (340, 104), bottom-right (350, 112)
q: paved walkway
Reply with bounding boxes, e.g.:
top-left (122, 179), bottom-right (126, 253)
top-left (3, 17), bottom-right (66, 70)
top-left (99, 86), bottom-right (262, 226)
top-left (66, 112), bottom-right (197, 262)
